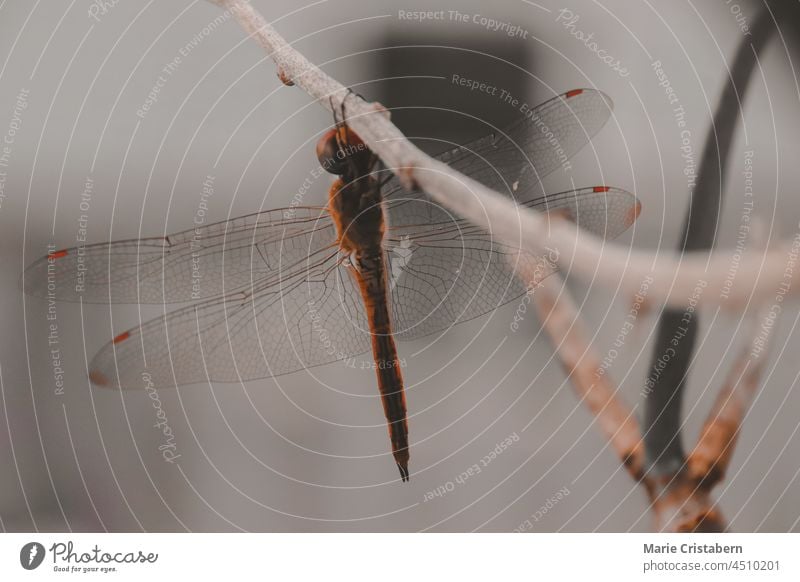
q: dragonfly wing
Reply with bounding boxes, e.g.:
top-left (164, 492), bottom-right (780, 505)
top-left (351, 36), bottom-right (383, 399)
top-left (382, 88), bottom-right (614, 211)
top-left (23, 207), bottom-right (335, 304)
top-left (383, 230), bottom-right (549, 341)
top-left (88, 250), bottom-right (373, 389)
top-left (380, 89), bottom-right (630, 340)
top-left (385, 187), bottom-right (639, 341)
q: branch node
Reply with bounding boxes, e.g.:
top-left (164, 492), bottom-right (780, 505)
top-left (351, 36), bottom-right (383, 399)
top-left (277, 69), bottom-right (294, 86)
top-left (372, 101), bottom-right (391, 120)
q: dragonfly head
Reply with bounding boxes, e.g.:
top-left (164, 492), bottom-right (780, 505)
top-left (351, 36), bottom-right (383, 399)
top-left (316, 125), bottom-right (371, 176)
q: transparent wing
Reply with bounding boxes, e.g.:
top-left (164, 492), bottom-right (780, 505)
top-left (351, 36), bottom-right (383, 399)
top-left (383, 88), bottom-right (614, 212)
top-left (384, 186), bottom-right (639, 340)
top-left (379, 88), bottom-right (631, 340)
top-left (89, 186), bottom-right (637, 389)
top-left (54, 88), bottom-right (637, 388)
top-left (24, 89), bottom-right (611, 306)
top-left (89, 250), bottom-right (373, 389)
top-left (23, 207), bottom-right (334, 304)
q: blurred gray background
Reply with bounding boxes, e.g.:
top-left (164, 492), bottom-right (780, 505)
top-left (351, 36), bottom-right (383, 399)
top-left (1, 0), bottom-right (800, 531)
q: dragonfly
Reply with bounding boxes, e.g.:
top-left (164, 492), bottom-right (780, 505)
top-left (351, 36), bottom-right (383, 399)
top-left (24, 88), bottom-right (640, 482)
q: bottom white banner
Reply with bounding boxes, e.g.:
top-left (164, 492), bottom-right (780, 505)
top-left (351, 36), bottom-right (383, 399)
top-left (1, 533), bottom-right (797, 580)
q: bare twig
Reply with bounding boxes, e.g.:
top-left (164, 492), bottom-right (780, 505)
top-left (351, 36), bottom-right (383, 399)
top-left (524, 268), bottom-right (715, 530)
top-left (649, 302), bottom-right (777, 533)
top-left (687, 305), bottom-right (775, 489)
top-left (208, 0), bottom-right (800, 311)
top-left (529, 270), bottom-right (778, 531)
top-left (528, 270), bottom-right (644, 480)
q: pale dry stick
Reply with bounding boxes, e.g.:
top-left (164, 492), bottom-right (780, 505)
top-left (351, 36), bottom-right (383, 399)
top-left (648, 222), bottom-right (775, 532)
top-left (687, 304), bottom-right (777, 492)
top-left (528, 266), bottom-right (778, 531)
top-left (520, 217), bottom-right (775, 531)
top-left (527, 268), bottom-right (645, 481)
top-left (208, 0), bottom-right (800, 310)
top-left (646, 304), bottom-right (776, 533)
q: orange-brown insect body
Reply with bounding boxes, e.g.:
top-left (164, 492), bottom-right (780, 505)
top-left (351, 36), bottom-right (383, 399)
top-left (317, 124), bottom-right (410, 481)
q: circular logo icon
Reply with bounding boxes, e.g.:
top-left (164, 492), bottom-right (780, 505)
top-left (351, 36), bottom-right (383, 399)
top-left (20, 542), bottom-right (46, 570)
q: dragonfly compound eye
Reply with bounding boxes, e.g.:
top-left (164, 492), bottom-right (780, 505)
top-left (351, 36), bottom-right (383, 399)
top-left (316, 126), bottom-right (369, 175)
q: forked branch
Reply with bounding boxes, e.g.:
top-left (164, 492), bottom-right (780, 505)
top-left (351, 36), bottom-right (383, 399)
top-left (687, 305), bottom-right (775, 490)
top-left (530, 270), bottom-right (777, 531)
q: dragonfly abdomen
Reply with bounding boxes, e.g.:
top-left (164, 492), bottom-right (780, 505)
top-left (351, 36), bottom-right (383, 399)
top-left (354, 251), bottom-right (410, 482)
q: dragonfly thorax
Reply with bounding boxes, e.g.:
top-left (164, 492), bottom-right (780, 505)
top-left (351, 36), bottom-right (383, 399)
top-left (321, 122), bottom-right (386, 257)
top-left (328, 175), bottom-right (386, 257)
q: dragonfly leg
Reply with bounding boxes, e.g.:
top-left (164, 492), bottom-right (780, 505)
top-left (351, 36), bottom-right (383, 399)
top-left (376, 169), bottom-right (394, 190)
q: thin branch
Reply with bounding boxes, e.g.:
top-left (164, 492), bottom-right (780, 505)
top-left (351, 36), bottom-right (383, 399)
top-left (521, 262), bottom-right (721, 531)
top-left (208, 0), bottom-right (799, 311)
top-left (529, 270), bottom-right (645, 480)
top-left (687, 305), bottom-right (776, 489)
top-left (644, 302), bottom-right (776, 533)
top-left (520, 231), bottom-right (778, 532)
top-left (524, 262), bottom-right (736, 531)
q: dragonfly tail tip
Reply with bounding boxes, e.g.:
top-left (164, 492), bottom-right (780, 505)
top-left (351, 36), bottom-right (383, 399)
top-left (397, 462), bottom-right (410, 482)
